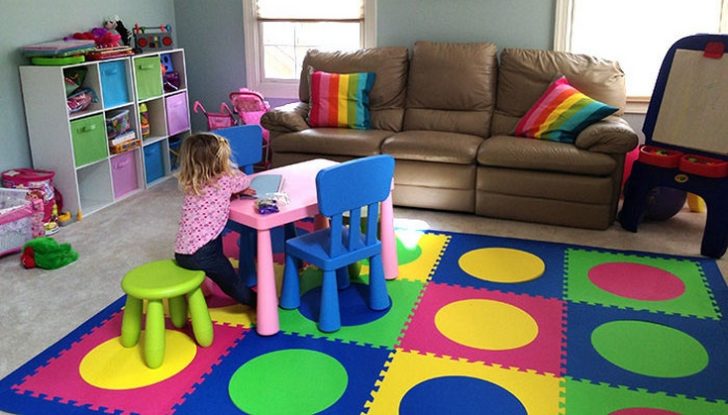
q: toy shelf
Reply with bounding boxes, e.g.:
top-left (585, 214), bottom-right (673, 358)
top-left (19, 48), bottom-right (190, 220)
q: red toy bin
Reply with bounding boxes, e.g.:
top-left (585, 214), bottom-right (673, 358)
top-left (638, 145), bottom-right (683, 168)
top-left (679, 154), bottom-right (728, 178)
top-left (1, 168), bottom-right (60, 223)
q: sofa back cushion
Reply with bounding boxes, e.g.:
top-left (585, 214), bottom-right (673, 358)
top-left (492, 48), bottom-right (626, 136)
top-left (404, 41), bottom-right (498, 137)
top-left (299, 47), bottom-right (409, 132)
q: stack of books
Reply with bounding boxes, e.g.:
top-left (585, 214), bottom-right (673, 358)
top-left (22, 40), bottom-right (96, 65)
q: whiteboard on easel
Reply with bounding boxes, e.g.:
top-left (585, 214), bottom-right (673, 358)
top-left (652, 49), bottom-right (728, 155)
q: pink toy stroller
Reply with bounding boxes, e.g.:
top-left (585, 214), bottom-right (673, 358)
top-left (192, 101), bottom-right (237, 131)
top-left (229, 88), bottom-right (271, 170)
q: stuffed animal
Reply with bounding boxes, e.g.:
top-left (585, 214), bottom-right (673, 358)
top-left (104, 15), bottom-right (131, 46)
top-left (21, 237), bottom-right (79, 270)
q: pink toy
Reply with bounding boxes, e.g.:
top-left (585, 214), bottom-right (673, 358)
top-left (229, 89), bottom-right (271, 169)
top-left (193, 101), bottom-right (237, 131)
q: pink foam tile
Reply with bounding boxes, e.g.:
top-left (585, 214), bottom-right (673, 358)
top-left (399, 283), bottom-right (565, 376)
top-left (12, 312), bottom-right (246, 415)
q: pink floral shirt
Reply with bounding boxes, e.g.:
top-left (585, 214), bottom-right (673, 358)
top-left (175, 172), bottom-right (251, 255)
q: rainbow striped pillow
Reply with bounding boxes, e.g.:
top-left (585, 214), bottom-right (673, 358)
top-left (514, 76), bottom-right (618, 143)
top-left (309, 70), bottom-right (376, 130)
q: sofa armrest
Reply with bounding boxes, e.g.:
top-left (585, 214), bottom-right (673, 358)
top-left (261, 102), bottom-right (311, 133)
top-left (574, 117), bottom-right (638, 154)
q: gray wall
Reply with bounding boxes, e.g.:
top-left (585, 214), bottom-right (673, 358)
top-left (3, 1), bottom-right (645, 172)
top-left (174, 0), bottom-right (247, 132)
top-left (174, 0), bottom-right (558, 132)
top-left (378, 0), bottom-right (554, 49)
top-left (0, 0), bottom-right (176, 172)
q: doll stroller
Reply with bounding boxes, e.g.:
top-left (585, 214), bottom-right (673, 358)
top-left (193, 100), bottom-right (237, 131)
top-left (229, 88), bottom-right (271, 170)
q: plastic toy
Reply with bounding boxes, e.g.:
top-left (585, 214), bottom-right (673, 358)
top-left (193, 101), bottom-right (237, 130)
top-left (132, 23), bottom-right (173, 53)
top-left (139, 103), bottom-right (151, 138)
top-left (619, 34), bottom-right (728, 258)
top-left (230, 89), bottom-right (272, 169)
top-left (20, 237), bottom-right (78, 269)
top-left (255, 198), bottom-right (279, 214)
top-left (57, 211), bottom-right (72, 226)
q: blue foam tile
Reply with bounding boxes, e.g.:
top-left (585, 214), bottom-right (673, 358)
top-left (173, 331), bottom-right (392, 415)
top-left (430, 231), bottom-right (566, 299)
top-left (566, 301), bottom-right (728, 401)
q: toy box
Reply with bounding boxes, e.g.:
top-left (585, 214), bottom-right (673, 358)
top-left (0, 188), bottom-right (40, 256)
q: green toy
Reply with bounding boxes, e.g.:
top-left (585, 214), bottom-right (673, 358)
top-left (21, 237), bottom-right (79, 270)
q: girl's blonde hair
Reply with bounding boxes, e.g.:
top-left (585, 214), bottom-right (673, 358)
top-left (177, 133), bottom-right (235, 195)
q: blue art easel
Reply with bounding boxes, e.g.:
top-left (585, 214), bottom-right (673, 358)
top-left (619, 34), bottom-right (728, 258)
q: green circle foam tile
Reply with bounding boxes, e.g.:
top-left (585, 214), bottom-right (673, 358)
top-left (565, 248), bottom-right (720, 319)
top-left (229, 349), bottom-right (347, 414)
top-left (279, 266), bottom-right (425, 349)
top-left (173, 331), bottom-right (392, 414)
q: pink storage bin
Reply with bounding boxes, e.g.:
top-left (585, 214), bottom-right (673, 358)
top-left (166, 91), bottom-right (190, 136)
top-left (1, 168), bottom-right (60, 223)
top-left (0, 188), bottom-right (41, 256)
top-left (111, 152), bottom-right (139, 198)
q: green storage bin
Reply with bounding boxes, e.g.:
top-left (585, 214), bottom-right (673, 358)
top-left (134, 56), bottom-right (163, 101)
top-left (71, 114), bottom-right (108, 167)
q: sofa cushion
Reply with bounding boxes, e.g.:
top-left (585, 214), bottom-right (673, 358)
top-left (514, 76), bottom-right (618, 143)
top-left (404, 41), bottom-right (497, 137)
top-left (493, 48), bottom-right (626, 136)
top-left (477, 135), bottom-right (616, 176)
top-left (271, 128), bottom-right (393, 157)
top-left (299, 48), bottom-right (409, 131)
top-left (382, 130), bottom-right (484, 165)
top-left (309, 70), bottom-right (376, 129)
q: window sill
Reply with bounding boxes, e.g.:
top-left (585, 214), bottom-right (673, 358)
top-left (625, 100), bottom-right (649, 115)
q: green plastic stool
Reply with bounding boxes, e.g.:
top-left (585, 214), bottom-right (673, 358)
top-left (120, 259), bottom-right (214, 369)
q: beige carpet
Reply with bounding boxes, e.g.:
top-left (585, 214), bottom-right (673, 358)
top-left (0, 178), bottom-right (724, 382)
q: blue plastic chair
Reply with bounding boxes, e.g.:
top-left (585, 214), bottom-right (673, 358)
top-left (280, 155), bottom-right (395, 332)
top-left (213, 125), bottom-right (296, 287)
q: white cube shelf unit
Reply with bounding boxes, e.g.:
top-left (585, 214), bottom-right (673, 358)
top-left (20, 48), bottom-right (190, 218)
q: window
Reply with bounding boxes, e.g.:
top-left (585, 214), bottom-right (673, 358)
top-left (243, 0), bottom-right (376, 98)
top-left (554, 0), bottom-right (727, 111)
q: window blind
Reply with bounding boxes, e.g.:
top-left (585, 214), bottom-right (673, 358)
top-left (255, 0), bottom-right (364, 21)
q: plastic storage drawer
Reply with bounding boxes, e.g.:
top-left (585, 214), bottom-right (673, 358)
top-left (134, 56), bottom-right (163, 101)
top-left (111, 151), bottom-right (139, 198)
top-left (144, 142), bottom-right (165, 184)
top-left (71, 114), bottom-right (108, 167)
top-left (100, 61), bottom-right (130, 107)
top-left (166, 92), bottom-right (190, 136)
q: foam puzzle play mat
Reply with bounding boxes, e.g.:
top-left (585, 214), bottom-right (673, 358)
top-left (1, 227), bottom-right (728, 414)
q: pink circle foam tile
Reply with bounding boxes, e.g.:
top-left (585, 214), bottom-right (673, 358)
top-left (588, 262), bottom-right (686, 301)
top-left (398, 282), bottom-right (566, 376)
top-left (11, 311), bottom-right (246, 415)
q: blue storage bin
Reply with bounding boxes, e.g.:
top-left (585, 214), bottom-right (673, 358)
top-left (100, 61), bottom-right (130, 108)
top-left (144, 141), bottom-right (164, 184)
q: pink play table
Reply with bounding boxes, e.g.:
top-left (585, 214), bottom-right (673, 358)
top-left (229, 158), bottom-right (398, 336)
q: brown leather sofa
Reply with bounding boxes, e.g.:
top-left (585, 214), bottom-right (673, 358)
top-left (261, 42), bottom-right (638, 229)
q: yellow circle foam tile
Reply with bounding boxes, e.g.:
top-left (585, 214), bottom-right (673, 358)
top-left (79, 331), bottom-right (197, 390)
top-left (459, 247), bottom-right (545, 283)
top-left (435, 299), bottom-right (539, 350)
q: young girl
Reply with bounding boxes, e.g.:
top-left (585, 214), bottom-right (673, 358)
top-left (174, 133), bottom-right (256, 306)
